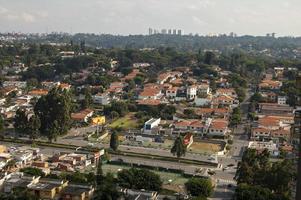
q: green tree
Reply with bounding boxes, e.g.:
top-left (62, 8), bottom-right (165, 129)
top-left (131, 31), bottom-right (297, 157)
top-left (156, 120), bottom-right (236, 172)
top-left (34, 88), bottom-right (72, 141)
top-left (0, 115), bottom-right (4, 134)
top-left (204, 51), bottom-right (215, 65)
top-left (20, 167), bottom-right (45, 177)
top-left (117, 168), bottom-right (162, 191)
top-left (96, 158), bottom-right (103, 187)
top-left (14, 109), bottom-right (28, 134)
top-left (230, 107), bottom-right (242, 127)
top-left (171, 136), bottom-right (186, 158)
top-left (110, 131), bottom-right (119, 151)
top-left (185, 178), bottom-right (213, 198)
top-left (94, 173), bottom-right (120, 200)
top-left (83, 88), bottom-right (93, 109)
top-left (26, 115), bottom-right (41, 142)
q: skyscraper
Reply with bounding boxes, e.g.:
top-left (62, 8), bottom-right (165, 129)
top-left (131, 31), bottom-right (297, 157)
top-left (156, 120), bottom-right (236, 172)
top-left (148, 28), bottom-right (153, 35)
top-left (168, 29), bottom-right (172, 34)
top-left (173, 29), bottom-right (177, 35)
top-left (177, 29), bottom-right (182, 35)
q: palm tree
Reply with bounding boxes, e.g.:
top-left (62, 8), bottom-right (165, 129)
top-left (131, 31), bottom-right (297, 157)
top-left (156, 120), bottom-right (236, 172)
top-left (171, 136), bottom-right (186, 158)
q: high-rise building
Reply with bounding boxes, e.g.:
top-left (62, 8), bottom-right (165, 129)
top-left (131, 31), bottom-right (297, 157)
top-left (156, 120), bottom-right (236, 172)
top-left (177, 29), bottom-right (182, 35)
top-left (295, 73), bottom-right (301, 200)
top-left (148, 28), bottom-right (153, 35)
top-left (173, 29), bottom-right (177, 35)
top-left (168, 29), bottom-right (172, 34)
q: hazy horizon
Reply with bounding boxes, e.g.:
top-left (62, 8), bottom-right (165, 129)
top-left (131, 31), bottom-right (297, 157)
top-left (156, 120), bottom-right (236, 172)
top-left (0, 0), bottom-right (300, 37)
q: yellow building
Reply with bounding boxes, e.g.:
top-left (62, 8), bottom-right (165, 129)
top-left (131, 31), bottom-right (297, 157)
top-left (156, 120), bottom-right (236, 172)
top-left (0, 145), bottom-right (7, 153)
top-left (92, 116), bottom-right (106, 125)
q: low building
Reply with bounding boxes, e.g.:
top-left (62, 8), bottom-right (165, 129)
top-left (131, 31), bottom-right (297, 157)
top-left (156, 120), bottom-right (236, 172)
top-left (248, 141), bottom-right (279, 156)
top-left (277, 96), bottom-right (287, 105)
top-left (71, 109), bottom-right (94, 123)
top-left (183, 133), bottom-right (193, 148)
top-left (61, 184), bottom-right (95, 200)
top-left (92, 116), bottom-right (106, 125)
top-left (93, 93), bottom-right (110, 105)
top-left (208, 119), bottom-right (228, 136)
top-left (143, 118), bottom-right (161, 134)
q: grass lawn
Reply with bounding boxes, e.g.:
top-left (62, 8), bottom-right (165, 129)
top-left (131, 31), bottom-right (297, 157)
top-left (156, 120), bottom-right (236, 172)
top-left (188, 142), bottom-right (222, 154)
top-left (109, 113), bottom-right (138, 129)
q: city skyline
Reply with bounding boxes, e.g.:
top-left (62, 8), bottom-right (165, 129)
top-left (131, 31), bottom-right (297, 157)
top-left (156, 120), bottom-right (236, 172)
top-left (0, 0), bottom-right (300, 36)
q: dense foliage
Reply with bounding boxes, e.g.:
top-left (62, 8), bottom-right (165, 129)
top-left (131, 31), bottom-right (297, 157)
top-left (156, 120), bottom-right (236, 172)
top-left (117, 168), bottom-right (162, 191)
top-left (234, 149), bottom-right (295, 200)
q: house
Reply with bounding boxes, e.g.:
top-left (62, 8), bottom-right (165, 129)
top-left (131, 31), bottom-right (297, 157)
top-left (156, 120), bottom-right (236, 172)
top-left (71, 109), bottom-right (94, 123)
top-left (143, 118), bottom-right (161, 134)
top-left (277, 96), bottom-right (287, 105)
top-left (274, 67), bottom-right (284, 78)
top-left (121, 189), bottom-right (158, 200)
top-left (137, 99), bottom-right (161, 106)
top-left (195, 108), bottom-right (230, 119)
top-left (258, 103), bottom-right (294, 116)
top-left (198, 84), bottom-right (210, 95)
top-left (92, 116), bottom-right (106, 125)
top-left (28, 182), bottom-right (60, 199)
top-left (259, 80), bottom-right (282, 90)
top-left (59, 83), bottom-right (72, 91)
top-left (248, 141), bottom-right (279, 156)
top-left (208, 119), bottom-right (228, 136)
top-left (194, 96), bottom-right (212, 107)
top-left (183, 133), bottom-right (193, 148)
top-left (61, 184), bottom-right (95, 200)
top-left (0, 86), bottom-right (18, 96)
top-left (261, 91), bottom-right (277, 103)
top-left (186, 85), bottom-right (197, 100)
top-left (3, 173), bottom-right (40, 193)
top-left (173, 120), bottom-right (204, 135)
top-left (93, 93), bottom-right (110, 105)
top-left (138, 88), bottom-right (162, 100)
top-left (133, 63), bottom-right (151, 68)
top-left (28, 89), bottom-right (49, 97)
top-left (213, 95), bottom-right (238, 107)
top-left (216, 88), bottom-right (237, 98)
top-left (166, 87), bottom-right (178, 99)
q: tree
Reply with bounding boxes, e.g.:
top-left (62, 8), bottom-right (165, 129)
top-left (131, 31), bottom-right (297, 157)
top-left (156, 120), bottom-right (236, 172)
top-left (230, 107), bottom-right (242, 127)
top-left (185, 178), bottom-right (213, 198)
top-left (204, 51), bottom-right (215, 65)
top-left (171, 136), bottom-right (186, 158)
top-left (235, 87), bottom-right (246, 102)
top-left (26, 115), bottom-right (41, 142)
top-left (20, 167), bottom-right (45, 177)
top-left (0, 115), bottom-right (4, 134)
top-left (96, 158), bottom-right (103, 187)
top-left (94, 173), bottom-right (121, 200)
top-left (14, 109), bottom-right (28, 134)
top-left (234, 184), bottom-right (275, 200)
top-left (83, 88), bottom-right (93, 109)
top-left (34, 88), bottom-right (72, 141)
top-left (117, 168), bottom-right (162, 191)
top-left (110, 131), bottom-right (119, 151)
top-left (184, 109), bottom-right (196, 118)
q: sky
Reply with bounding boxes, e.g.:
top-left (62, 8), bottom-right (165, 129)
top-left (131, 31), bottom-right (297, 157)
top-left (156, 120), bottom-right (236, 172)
top-left (0, 0), bottom-right (300, 36)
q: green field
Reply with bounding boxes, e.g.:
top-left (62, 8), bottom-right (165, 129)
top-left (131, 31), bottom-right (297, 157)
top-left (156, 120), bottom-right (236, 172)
top-left (109, 113), bottom-right (138, 129)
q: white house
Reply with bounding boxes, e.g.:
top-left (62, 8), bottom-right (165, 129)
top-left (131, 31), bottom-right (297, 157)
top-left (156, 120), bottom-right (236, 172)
top-left (93, 94), bottom-right (110, 105)
top-left (277, 96), bottom-right (287, 105)
top-left (186, 86), bottom-right (197, 100)
top-left (143, 118), bottom-right (161, 134)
